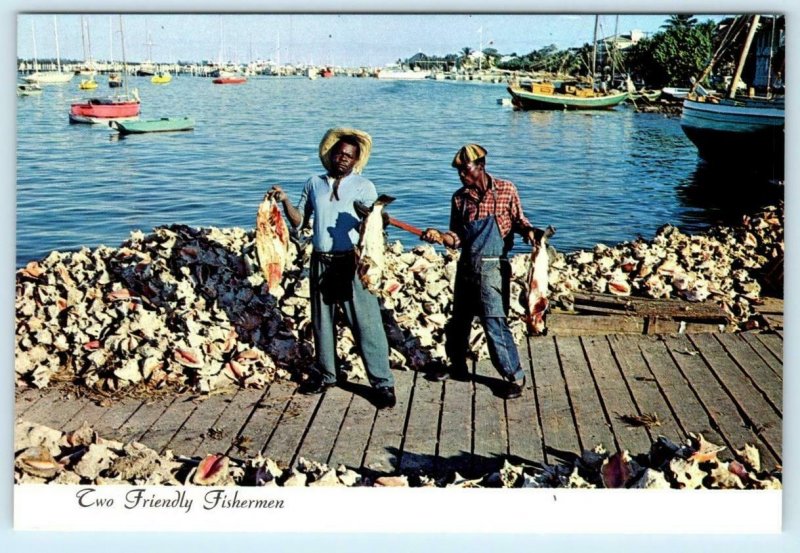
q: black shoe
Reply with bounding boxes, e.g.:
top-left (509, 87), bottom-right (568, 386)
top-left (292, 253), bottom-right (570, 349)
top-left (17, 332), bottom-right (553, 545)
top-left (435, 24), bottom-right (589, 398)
top-left (429, 365), bottom-right (469, 382)
top-left (502, 376), bottom-right (526, 400)
top-left (299, 379), bottom-right (335, 395)
top-left (375, 387), bottom-right (396, 409)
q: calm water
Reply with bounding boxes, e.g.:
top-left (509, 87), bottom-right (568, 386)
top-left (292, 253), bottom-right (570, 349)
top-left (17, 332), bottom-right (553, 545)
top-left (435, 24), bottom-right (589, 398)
top-left (16, 75), bottom-right (782, 267)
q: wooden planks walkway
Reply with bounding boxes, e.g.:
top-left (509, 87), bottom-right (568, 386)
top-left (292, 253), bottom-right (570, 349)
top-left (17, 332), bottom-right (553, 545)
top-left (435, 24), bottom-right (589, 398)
top-left (15, 330), bottom-right (783, 476)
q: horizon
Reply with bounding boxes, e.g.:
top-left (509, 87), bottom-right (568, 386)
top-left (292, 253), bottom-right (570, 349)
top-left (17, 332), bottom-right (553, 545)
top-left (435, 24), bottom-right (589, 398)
top-left (16, 13), bottom-right (729, 68)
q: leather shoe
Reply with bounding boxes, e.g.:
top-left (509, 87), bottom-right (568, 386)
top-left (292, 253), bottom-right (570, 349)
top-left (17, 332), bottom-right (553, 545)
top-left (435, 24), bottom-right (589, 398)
top-left (299, 379), bottom-right (335, 395)
top-left (374, 387), bottom-right (396, 409)
top-left (429, 365), bottom-right (469, 382)
top-left (502, 376), bottom-right (526, 400)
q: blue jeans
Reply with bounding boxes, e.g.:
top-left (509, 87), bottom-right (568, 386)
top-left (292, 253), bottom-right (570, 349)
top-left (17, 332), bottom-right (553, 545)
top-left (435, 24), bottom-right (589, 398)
top-left (310, 252), bottom-right (394, 389)
top-left (445, 261), bottom-right (525, 383)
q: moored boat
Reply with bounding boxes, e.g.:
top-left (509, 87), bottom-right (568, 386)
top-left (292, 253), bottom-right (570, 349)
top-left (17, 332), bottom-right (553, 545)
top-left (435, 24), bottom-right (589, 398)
top-left (108, 73), bottom-right (122, 88)
top-left (507, 81), bottom-right (629, 110)
top-left (109, 116), bottom-right (195, 134)
top-left (79, 77), bottom-right (98, 90)
top-left (69, 91), bottom-right (141, 124)
top-left (212, 75), bottom-right (247, 84)
top-left (17, 83), bottom-right (43, 96)
top-left (151, 71), bottom-right (172, 84)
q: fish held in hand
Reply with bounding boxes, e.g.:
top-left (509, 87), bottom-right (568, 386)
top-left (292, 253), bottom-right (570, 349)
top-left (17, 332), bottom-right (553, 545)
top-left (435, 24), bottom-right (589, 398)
top-left (356, 195), bottom-right (395, 294)
top-left (525, 226), bottom-right (555, 335)
top-left (255, 196), bottom-right (290, 295)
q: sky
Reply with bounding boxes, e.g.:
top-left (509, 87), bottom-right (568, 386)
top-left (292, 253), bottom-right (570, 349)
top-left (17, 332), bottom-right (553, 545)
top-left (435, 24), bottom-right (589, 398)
top-left (15, 12), bottom-right (731, 68)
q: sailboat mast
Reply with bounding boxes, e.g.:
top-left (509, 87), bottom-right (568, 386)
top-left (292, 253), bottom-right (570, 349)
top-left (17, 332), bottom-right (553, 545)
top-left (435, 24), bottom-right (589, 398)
top-left (120, 15), bottom-right (129, 96)
top-left (53, 15), bottom-right (62, 73)
top-left (591, 15), bottom-right (599, 82)
top-left (728, 15), bottom-right (760, 99)
top-left (109, 16), bottom-right (113, 66)
top-left (81, 16), bottom-right (88, 64)
top-left (31, 21), bottom-right (39, 73)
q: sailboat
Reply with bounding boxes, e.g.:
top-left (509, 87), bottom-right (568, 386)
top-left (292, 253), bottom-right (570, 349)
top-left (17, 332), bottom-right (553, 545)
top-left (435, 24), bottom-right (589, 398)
top-left (24, 16), bottom-right (73, 85)
top-left (211, 17), bottom-right (247, 84)
top-left (506, 15), bottom-right (628, 110)
top-left (680, 15), bottom-right (785, 176)
top-left (136, 21), bottom-right (157, 76)
top-left (107, 16), bottom-right (123, 88)
top-left (69, 15), bottom-right (141, 124)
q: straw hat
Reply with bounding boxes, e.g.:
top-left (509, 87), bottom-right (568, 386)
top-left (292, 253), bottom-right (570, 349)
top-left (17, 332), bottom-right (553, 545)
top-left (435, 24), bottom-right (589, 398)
top-left (318, 128), bottom-right (373, 174)
top-left (451, 143), bottom-right (487, 168)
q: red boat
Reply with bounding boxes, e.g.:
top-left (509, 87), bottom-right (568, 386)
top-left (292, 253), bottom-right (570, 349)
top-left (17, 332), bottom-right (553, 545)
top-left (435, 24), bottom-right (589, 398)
top-left (212, 76), bottom-right (247, 84)
top-left (69, 93), bottom-right (141, 124)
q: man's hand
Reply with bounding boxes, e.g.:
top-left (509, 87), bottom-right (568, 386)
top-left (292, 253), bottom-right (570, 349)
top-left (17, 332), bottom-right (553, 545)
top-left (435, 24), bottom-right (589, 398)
top-left (421, 228), bottom-right (443, 244)
top-left (266, 185), bottom-right (288, 203)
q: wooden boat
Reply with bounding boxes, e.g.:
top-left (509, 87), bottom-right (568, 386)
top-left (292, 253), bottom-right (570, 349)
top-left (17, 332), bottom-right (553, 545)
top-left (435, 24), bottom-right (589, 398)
top-left (629, 88), bottom-right (662, 103)
top-left (108, 73), bottom-right (122, 88)
top-left (680, 15), bottom-right (784, 175)
top-left (151, 71), bottom-right (172, 84)
top-left (507, 81), bottom-right (629, 110)
top-left (661, 87), bottom-right (691, 101)
top-left (70, 91), bottom-right (141, 124)
top-left (17, 83), bottom-right (43, 96)
top-left (109, 117), bottom-right (195, 134)
top-left (24, 16), bottom-right (74, 85)
top-left (212, 75), bottom-right (247, 84)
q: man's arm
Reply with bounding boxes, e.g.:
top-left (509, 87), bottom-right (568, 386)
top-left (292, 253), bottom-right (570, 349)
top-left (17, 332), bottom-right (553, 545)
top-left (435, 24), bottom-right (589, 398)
top-left (267, 185), bottom-right (303, 228)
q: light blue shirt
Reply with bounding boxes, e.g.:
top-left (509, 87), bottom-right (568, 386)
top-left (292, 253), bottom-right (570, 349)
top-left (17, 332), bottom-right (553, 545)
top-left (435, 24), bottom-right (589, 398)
top-left (297, 173), bottom-right (378, 252)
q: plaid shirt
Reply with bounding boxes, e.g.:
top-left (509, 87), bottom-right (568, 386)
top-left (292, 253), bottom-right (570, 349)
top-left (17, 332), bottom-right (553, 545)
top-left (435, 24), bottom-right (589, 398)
top-left (449, 174), bottom-right (533, 243)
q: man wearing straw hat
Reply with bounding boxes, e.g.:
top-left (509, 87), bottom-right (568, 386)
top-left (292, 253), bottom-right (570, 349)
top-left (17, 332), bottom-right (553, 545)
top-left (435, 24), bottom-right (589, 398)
top-left (267, 128), bottom-right (396, 409)
top-left (422, 143), bottom-right (538, 400)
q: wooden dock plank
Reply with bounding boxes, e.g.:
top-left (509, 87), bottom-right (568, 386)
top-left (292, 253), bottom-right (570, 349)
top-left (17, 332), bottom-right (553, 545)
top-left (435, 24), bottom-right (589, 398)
top-left (470, 358), bottom-right (509, 475)
top-left (295, 385), bottom-right (353, 465)
top-left (62, 397), bottom-right (112, 433)
top-left (715, 333), bottom-right (782, 415)
top-left (505, 337), bottom-right (545, 466)
top-left (555, 336), bottom-right (615, 453)
top-left (741, 332), bottom-right (783, 378)
top-left (137, 395), bottom-right (199, 454)
top-left (363, 368), bottom-right (414, 475)
top-left (663, 335), bottom-right (778, 469)
top-left (89, 397), bottom-right (145, 440)
top-left (399, 371), bottom-right (443, 475)
top-left (115, 396), bottom-right (177, 444)
top-left (688, 333), bottom-right (782, 463)
top-left (581, 336), bottom-right (651, 455)
top-left (531, 337), bottom-right (581, 463)
top-left (20, 391), bottom-right (92, 432)
top-left (261, 385), bottom-right (323, 467)
top-left (437, 371), bottom-right (474, 476)
top-left (14, 388), bottom-right (47, 418)
top-left (194, 388), bottom-right (270, 457)
top-left (754, 332), bottom-right (784, 364)
top-left (637, 335), bottom-right (725, 445)
top-left (164, 389), bottom-right (242, 457)
top-left (328, 391), bottom-right (377, 470)
top-left (607, 335), bottom-right (683, 443)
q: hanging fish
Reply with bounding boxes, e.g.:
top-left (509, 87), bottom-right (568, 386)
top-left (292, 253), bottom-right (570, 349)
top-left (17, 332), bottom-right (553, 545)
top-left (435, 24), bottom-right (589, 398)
top-left (255, 195), bottom-right (290, 295)
top-left (355, 195), bottom-right (395, 294)
top-left (525, 226), bottom-right (556, 335)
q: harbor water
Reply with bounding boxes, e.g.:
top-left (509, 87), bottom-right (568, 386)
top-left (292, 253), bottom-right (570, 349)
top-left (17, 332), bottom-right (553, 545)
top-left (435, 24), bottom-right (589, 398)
top-left (16, 76), bottom-right (782, 267)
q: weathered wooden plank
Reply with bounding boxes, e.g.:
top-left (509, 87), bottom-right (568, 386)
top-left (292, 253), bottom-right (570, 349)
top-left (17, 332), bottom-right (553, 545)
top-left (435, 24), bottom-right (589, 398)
top-left (715, 333), bottom-right (782, 416)
top-left (573, 292), bottom-right (729, 318)
top-left (470, 358), bottom-right (509, 475)
top-left (581, 336), bottom-right (651, 455)
top-left (556, 336), bottom-right (615, 453)
top-left (740, 332), bottom-right (782, 377)
top-left (362, 368), bottom-right (414, 475)
top-left (164, 389), bottom-right (242, 457)
top-left (399, 370), bottom-right (443, 475)
top-left (688, 333), bottom-right (782, 463)
top-left (261, 385), bottom-right (323, 467)
top-left (530, 337), bottom-right (580, 463)
top-left (505, 337), bottom-right (545, 466)
top-left (754, 332), bottom-right (783, 364)
top-left (604, 336), bottom-right (683, 444)
top-left (114, 395), bottom-right (177, 444)
top-left (14, 387), bottom-right (47, 418)
top-left (137, 395), bottom-right (199, 454)
top-left (62, 396), bottom-right (113, 433)
top-left (195, 387), bottom-right (270, 457)
top-left (328, 390), bottom-right (377, 470)
top-left (437, 368), bottom-right (473, 476)
top-left (548, 313), bottom-right (643, 336)
top-left (89, 396), bottom-right (145, 440)
top-left (296, 385), bottom-right (352, 465)
top-left (637, 335), bottom-right (725, 445)
top-left (20, 391), bottom-right (92, 433)
top-left (663, 335), bottom-right (778, 469)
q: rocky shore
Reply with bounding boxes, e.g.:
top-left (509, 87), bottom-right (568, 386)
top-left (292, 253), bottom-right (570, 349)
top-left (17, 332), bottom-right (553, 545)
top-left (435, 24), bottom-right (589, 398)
top-left (15, 202), bottom-right (782, 395)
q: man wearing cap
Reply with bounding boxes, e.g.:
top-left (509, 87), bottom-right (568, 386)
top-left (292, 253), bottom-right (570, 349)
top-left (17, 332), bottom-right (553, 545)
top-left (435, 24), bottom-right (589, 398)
top-left (422, 144), bottom-right (537, 399)
top-left (267, 128), bottom-right (396, 409)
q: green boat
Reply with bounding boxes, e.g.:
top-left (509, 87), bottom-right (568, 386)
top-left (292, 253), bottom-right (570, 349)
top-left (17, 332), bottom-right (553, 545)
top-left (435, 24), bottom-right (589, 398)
top-left (109, 117), bottom-right (195, 135)
top-left (507, 82), bottom-right (629, 111)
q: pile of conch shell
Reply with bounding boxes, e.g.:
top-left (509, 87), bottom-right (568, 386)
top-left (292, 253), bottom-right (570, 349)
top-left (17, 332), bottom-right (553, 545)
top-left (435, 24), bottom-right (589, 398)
top-left (15, 202), bottom-right (782, 393)
top-left (15, 420), bottom-right (781, 489)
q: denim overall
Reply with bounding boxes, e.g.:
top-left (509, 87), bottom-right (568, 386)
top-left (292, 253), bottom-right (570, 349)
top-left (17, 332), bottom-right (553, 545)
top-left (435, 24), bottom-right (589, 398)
top-left (445, 190), bottom-right (525, 383)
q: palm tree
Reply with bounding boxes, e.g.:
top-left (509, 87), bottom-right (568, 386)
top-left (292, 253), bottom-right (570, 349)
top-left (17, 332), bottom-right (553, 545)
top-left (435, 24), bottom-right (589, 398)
top-left (661, 14), bottom-right (698, 30)
top-left (460, 46), bottom-right (474, 68)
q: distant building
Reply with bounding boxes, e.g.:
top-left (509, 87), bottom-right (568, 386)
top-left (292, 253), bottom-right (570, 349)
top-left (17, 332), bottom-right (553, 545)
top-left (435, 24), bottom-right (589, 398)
top-left (595, 29), bottom-right (647, 70)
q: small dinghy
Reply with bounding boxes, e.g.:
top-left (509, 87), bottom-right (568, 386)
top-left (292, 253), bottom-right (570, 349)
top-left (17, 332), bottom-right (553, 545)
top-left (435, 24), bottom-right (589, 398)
top-left (109, 116), bottom-right (195, 135)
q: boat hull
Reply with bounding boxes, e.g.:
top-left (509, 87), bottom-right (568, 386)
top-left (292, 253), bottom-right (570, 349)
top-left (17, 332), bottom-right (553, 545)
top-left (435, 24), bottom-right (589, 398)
top-left (109, 117), bottom-right (195, 134)
top-left (212, 77), bottom-right (247, 84)
top-left (507, 86), bottom-right (628, 110)
top-left (680, 97), bottom-right (784, 174)
top-left (70, 100), bottom-right (141, 119)
top-left (69, 113), bottom-right (140, 125)
top-left (24, 71), bottom-right (73, 85)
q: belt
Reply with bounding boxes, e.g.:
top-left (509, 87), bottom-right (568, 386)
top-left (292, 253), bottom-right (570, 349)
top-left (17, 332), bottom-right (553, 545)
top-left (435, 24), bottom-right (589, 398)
top-left (312, 250), bottom-right (355, 261)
